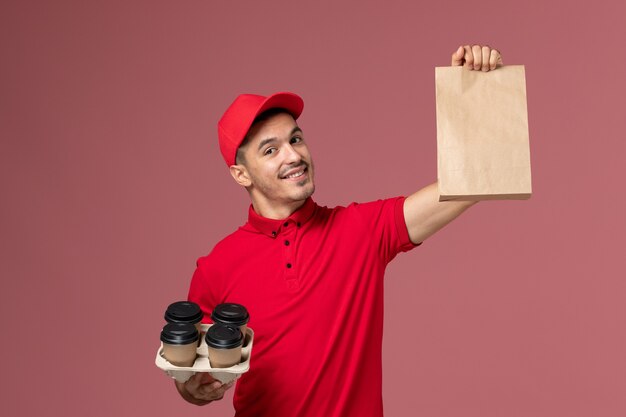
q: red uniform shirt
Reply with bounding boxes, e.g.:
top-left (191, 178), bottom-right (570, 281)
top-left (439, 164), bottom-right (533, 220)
top-left (189, 197), bottom-right (418, 417)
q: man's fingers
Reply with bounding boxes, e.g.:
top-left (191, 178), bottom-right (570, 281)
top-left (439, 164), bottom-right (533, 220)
top-left (489, 49), bottom-right (502, 70)
top-left (199, 381), bottom-right (224, 397)
top-left (202, 380), bottom-right (235, 400)
top-left (481, 46), bottom-right (491, 71)
top-left (451, 45), bottom-right (464, 66)
top-left (199, 372), bottom-right (218, 384)
top-left (455, 44), bottom-right (502, 71)
top-left (182, 373), bottom-right (233, 403)
top-left (463, 45), bottom-right (473, 69)
top-left (472, 45), bottom-right (482, 70)
top-left (184, 372), bottom-right (203, 392)
top-left (190, 380), bottom-right (223, 402)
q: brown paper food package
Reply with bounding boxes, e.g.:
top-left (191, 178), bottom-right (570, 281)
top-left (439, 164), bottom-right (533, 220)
top-left (435, 65), bottom-right (532, 201)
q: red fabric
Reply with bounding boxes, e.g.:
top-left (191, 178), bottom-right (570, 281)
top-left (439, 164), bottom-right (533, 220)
top-left (188, 197), bottom-right (418, 417)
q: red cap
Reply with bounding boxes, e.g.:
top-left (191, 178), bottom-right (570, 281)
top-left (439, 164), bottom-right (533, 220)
top-left (217, 92), bottom-right (304, 166)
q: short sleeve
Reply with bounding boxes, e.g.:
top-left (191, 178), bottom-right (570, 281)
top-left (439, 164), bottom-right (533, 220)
top-left (187, 255), bottom-right (220, 323)
top-left (347, 196), bottom-right (420, 264)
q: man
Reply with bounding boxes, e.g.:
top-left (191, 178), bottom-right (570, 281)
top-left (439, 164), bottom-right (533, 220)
top-left (175, 45), bottom-right (503, 416)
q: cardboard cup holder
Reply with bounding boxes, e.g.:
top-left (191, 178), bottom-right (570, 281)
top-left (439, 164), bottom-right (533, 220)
top-left (155, 323), bottom-right (254, 384)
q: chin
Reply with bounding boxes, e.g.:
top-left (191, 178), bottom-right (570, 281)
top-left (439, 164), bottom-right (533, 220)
top-left (292, 184), bottom-right (315, 201)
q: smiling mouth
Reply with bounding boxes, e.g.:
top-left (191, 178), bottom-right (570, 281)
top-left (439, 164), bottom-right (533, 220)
top-left (281, 166), bottom-right (308, 180)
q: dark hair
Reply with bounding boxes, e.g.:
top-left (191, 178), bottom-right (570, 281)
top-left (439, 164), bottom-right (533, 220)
top-left (235, 108), bottom-right (293, 165)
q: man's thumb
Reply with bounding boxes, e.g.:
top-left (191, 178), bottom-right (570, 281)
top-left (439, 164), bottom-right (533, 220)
top-left (451, 45), bottom-right (464, 65)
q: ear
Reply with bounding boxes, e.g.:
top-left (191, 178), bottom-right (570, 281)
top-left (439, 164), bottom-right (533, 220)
top-left (229, 164), bottom-right (252, 187)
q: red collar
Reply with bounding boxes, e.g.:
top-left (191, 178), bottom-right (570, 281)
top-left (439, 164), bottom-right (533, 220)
top-left (245, 198), bottom-right (317, 238)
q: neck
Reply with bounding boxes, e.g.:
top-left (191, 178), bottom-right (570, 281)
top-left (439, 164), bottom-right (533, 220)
top-left (250, 198), bottom-right (307, 220)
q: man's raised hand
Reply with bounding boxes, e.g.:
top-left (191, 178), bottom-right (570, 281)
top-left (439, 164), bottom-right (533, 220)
top-left (451, 45), bottom-right (503, 71)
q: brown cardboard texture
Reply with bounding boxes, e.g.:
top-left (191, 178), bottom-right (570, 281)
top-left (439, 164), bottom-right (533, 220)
top-left (435, 65), bottom-right (532, 201)
top-left (155, 324), bottom-right (254, 384)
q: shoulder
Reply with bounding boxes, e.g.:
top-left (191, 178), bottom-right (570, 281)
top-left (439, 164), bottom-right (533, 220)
top-left (310, 197), bottom-right (406, 232)
top-left (342, 197), bottom-right (406, 220)
top-left (314, 197), bottom-right (402, 214)
top-left (195, 226), bottom-right (256, 269)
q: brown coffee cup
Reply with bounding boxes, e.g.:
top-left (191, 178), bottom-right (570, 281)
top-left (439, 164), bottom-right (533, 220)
top-left (211, 303), bottom-right (250, 345)
top-left (165, 301), bottom-right (204, 345)
top-left (160, 323), bottom-right (199, 367)
top-left (205, 324), bottom-right (243, 368)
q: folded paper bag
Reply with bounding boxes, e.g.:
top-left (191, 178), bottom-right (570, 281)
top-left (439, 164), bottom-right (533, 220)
top-left (435, 65), bottom-right (532, 201)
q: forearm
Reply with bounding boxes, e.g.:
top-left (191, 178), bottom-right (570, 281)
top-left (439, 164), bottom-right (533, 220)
top-left (403, 182), bottom-right (478, 244)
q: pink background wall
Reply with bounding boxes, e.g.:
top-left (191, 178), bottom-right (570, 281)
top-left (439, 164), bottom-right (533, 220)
top-left (2, 0), bottom-right (625, 416)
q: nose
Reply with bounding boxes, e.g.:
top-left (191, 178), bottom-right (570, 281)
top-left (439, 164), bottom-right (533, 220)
top-left (283, 143), bottom-right (302, 165)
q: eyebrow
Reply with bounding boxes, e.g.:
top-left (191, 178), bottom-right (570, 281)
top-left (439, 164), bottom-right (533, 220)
top-left (257, 127), bottom-right (303, 151)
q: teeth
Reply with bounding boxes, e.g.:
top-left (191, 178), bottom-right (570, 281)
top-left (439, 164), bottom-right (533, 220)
top-left (285, 170), bottom-right (304, 179)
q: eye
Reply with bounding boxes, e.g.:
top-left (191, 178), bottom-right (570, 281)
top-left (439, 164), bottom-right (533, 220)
top-left (290, 136), bottom-right (302, 144)
top-left (264, 147), bottom-right (276, 156)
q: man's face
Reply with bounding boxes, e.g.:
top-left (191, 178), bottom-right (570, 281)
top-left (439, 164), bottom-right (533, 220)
top-left (237, 112), bottom-right (315, 208)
